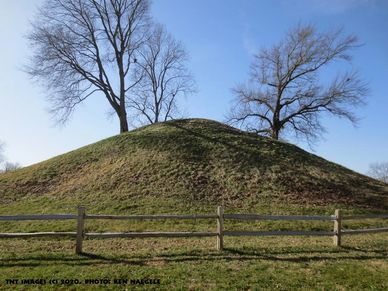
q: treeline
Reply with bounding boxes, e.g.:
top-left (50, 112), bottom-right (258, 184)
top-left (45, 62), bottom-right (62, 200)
top-left (0, 142), bottom-right (20, 173)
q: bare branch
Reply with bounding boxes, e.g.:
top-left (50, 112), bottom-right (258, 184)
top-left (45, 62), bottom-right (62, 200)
top-left (367, 162), bottom-right (388, 184)
top-left (128, 24), bottom-right (196, 124)
top-left (26, 0), bottom-right (151, 133)
top-left (227, 24), bottom-right (368, 143)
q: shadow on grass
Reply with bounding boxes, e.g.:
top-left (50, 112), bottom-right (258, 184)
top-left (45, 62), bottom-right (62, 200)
top-left (0, 246), bottom-right (387, 268)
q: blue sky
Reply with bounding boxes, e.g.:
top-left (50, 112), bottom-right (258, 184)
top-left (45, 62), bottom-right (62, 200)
top-left (0, 0), bottom-right (387, 174)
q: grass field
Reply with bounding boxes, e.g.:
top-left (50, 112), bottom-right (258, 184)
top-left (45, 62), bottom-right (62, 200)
top-left (0, 234), bottom-right (387, 290)
top-left (1, 119), bottom-right (387, 209)
top-left (1, 119), bottom-right (387, 290)
top-left (0, 199), bottom-right (387, 290)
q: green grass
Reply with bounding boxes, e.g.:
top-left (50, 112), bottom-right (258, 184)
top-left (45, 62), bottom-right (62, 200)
top-left (0, 234), bottom-right (387, 290)
top-left (0, 118), bottom-right (387, 290)
top-left (0, 198), bottom-right (387, 290)
top-left (1, 119), bottom-right (387, 209)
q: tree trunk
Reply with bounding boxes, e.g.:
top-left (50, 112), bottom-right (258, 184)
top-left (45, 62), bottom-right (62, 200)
top-left (271, 130), bottom-right (279, 140)
top-left (271, 119), bottom-right (280, 140)
top-left (120, 116), bottom-right (129, 133)
top-left (118, 108), bottom-right (129, 133)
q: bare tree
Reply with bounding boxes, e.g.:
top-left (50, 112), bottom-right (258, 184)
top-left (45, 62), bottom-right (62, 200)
top-left (128, 25), bottom-right (195, 124)
top-left (26, 0), bottom-right (150, 133)
top-left (0, 142), bottom-right (20, 173)
top-left (228, 24), bottom-right (368, 143)
top-left (3, 162), bottom-right (21, 173)
top-left (368, 162), bottom-right (388, 184)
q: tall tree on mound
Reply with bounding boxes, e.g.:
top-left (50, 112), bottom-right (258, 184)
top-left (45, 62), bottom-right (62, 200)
top-left (128, 24), bottom-right (195, 124)
top-left (228, 24), bottom-right (368, 143)
top-left (26, 0), bottom-right (150, 133)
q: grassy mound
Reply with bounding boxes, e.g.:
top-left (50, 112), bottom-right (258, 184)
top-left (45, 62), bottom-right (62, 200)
top-left (0, 118), bottom-right (387, 211)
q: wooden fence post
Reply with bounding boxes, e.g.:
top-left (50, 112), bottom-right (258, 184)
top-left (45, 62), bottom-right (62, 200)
top-left (76, 206), bottom-right (86, 254)
top-left (217, 206), bottom-right (224, 251)
top-left (333, 209), bottom-right (342, 247)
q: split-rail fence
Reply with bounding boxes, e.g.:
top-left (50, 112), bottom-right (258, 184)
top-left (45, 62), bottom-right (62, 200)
top-left (0, 207), bottom-right (387, 254)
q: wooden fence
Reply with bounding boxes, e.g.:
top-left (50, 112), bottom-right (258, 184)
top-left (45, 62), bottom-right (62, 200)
top-left (0, 206), bottom-right (387, 254)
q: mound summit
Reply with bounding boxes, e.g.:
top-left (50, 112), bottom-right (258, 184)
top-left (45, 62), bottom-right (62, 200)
top-left (1, 119), bottom-right (387, 210)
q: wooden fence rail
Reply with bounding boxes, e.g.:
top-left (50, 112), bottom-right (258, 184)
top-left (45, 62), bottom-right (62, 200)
top-left (86, 214), bottom-right (218, 220)
top-left (223, 214), bottom-right (335, 221)
top-left (0, 206), bottom-right (387, 254)
top-left (0, 214), bottom-right (77, 221)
